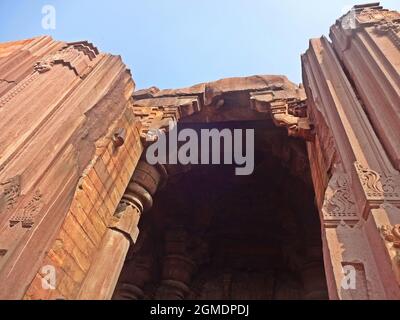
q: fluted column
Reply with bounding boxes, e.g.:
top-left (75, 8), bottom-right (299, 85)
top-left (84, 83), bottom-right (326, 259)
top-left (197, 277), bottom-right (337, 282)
top-left (77, 161), bottom-right (166, 300)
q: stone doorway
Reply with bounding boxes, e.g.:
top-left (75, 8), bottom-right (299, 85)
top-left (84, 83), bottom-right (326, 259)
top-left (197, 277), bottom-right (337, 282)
top-left (113, 120), bottom-right (328, 300)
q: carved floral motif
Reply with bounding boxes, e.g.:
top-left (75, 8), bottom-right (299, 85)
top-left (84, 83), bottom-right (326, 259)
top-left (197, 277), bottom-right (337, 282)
top-left (354, 162), bottom-right (400, 201)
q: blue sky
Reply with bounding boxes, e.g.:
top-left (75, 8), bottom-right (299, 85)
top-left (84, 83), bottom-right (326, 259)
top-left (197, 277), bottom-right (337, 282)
top-left (1, 1), bottom-right (399, 89)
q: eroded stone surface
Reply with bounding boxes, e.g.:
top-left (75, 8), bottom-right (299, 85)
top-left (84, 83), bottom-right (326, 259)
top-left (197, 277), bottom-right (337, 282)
top-left (0, 2), bottom-right (399, 301)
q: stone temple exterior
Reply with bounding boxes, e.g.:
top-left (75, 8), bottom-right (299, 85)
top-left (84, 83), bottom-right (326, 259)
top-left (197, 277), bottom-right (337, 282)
top-left (0, 3), bottom-right (399, 300)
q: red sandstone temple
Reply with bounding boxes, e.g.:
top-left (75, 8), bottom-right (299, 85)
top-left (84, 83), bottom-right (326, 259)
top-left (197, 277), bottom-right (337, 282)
top-left (0, 3), bottom-right (399, 300)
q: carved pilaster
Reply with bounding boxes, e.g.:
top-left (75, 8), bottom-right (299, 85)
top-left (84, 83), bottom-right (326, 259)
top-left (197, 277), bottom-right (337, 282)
top-left (78, 161), bottom-right (167, 300)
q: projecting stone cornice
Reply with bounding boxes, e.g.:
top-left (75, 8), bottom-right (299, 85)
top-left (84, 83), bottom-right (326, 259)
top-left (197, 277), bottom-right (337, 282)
top-left (132, 75), bottom-right (312, 142)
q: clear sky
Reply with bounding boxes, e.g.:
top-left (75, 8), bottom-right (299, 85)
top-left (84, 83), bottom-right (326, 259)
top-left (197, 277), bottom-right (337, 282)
top-left (1, 1), bottom-right (399, 89)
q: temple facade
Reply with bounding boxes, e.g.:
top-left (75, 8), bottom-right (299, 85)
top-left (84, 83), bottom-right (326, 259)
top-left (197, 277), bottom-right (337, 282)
top-left (0, 3), bottom-right (399, 300)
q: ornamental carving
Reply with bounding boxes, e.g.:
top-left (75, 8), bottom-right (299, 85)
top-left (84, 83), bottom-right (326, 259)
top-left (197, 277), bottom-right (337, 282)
top-left (9, 190), bottom-right (43, 228)
top-left (0, 73), bottom-right (39, 108)
top-left (270, 99), bottom-right (314, 142)
top-left (380, 220), bottom-right (400, 271)
top-left (374, 20), bottom-right (400, 49)
top-left (33, 61), bottom-right (53, 73)
top-left (322, 172), bottom-right (358, 224)
top-left (357, 8), bottom-right (400, 24)
top-left (375, 20), bottom-right (400, 34)
top-left (132, 106), bottom-right (178, 144)
top-left (354, 162), bottom-right (400, 201)
top-left (0, 176), bottom-right (21, 214)
top-left (33, 42), bottom-right (99, 78)
top-left (1, 42), bottom-right (100, 109)
top-left (381, 224), bottom-right (400, 248)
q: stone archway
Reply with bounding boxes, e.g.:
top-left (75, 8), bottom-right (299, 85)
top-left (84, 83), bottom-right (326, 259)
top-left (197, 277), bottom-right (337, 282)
top-left (106, 75), bottom-right (329, 300)
top-left (112, 123), bottom-right (327, 300)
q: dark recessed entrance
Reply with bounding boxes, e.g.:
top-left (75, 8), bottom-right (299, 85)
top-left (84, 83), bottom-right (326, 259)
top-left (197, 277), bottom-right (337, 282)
top-left (113, 121), bottom-right (328, 300)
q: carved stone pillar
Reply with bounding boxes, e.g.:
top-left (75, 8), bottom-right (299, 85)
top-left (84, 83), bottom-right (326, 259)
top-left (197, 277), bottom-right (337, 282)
top-left (76, 197), bottom-right (140, 300)
top-left (155, 228), bottom-right (197, 300)
top-left (113, 255), bottom-right (154, 300)
top-left (77, 161), bottom-right (166, 300)
top-left (112, 227), bottom-right (155, 300)
top-left (319, 169), bottom-right (386, 299)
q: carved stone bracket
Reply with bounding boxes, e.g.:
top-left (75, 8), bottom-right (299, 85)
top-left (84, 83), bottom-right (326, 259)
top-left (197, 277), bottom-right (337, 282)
top-left (354, 162), bottom-right (400, 203)
top-left (132, 106), bottom-right (179, 145)
top-left (132, 96), bottom-right (200, 146)
top-left (270, 100), bottom-right (314, 141)
top-left (322, 171), bottom-right (358, 226)
top-left (249, 89), bottom-right (314, 141)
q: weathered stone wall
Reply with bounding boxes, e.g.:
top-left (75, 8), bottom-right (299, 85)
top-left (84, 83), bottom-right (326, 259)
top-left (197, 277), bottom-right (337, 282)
top-left (0, 36), bottom-right (141, 299)
top-left (0, 3), bottom-right (399, 301)
top-left (24, 106), bottom-right (143, 300)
